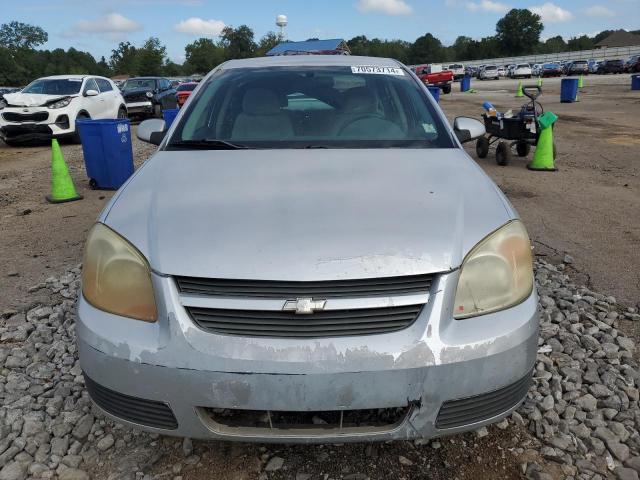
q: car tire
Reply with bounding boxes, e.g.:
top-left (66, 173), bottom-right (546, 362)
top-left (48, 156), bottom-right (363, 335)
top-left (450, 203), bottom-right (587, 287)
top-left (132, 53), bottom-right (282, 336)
top-left (496, 142), bottom-right (511, 166)
top-left (442, 84), bottom-right (452, 94)
top-left (117, 107), bottom-right (127, 119)
top-left (154, 104), bottom-right (162, 119)
top-left (476, 137), bottom-right (489, 159)
top-left (516, 141), bottom-right (531, 157)
top-left (2, 139), bottom-right (20, 147)
top-left (73, 113), bottom-right (90, 144)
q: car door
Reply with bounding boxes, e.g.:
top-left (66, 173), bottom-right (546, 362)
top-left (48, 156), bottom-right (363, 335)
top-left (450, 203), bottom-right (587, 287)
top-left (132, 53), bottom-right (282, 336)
top-left (159, 79), bottom-right (177, 109)
top-left (96, 78), bottom-right (118, 118)
top-left (81, 78), bottom-right (104, 119)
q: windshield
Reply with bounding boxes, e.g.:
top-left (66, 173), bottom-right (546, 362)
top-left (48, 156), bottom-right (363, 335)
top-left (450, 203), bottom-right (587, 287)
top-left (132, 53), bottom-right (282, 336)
top-left (517, 64), bottom-right (530, 69)
top-left (574, 61), bottom-right (587, 65)
top-left (169, 66), bottom-right (453, 149)
top-left (123, 79), bottom-right (156, 90)
top-left (22, 79), bottom-right (82, 95)
top-left (177, 83), bottom-right (197, 92)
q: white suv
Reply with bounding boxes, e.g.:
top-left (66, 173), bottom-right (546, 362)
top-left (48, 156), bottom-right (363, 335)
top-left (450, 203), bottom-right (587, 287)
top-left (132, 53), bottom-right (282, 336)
top-left (0, 75), bottom-right (126, 146)
top-left (510, 64), bottom-right (532, 79)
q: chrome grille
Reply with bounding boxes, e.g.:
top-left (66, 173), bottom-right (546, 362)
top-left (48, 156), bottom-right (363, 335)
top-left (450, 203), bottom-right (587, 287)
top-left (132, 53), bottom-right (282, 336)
top-left (175, 274), bottom-right (433, 298)
top-left (186, 304), bottom-right (423, 338)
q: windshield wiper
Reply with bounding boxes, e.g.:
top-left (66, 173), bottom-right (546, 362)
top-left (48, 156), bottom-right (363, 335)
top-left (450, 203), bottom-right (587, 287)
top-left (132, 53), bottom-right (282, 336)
top-left (167, 139), bottom-right (249, 150)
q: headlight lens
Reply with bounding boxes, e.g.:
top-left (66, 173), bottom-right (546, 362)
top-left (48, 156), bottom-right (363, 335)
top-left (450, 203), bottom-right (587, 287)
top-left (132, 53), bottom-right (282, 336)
top-left (145, 91), bottom-right (153, 98)
top-left (453, 220), bottom-right (533, 319)
top-left (82, 223), bottom-right (157, 322)
top-left (48, 97), bottom-right (72, 109)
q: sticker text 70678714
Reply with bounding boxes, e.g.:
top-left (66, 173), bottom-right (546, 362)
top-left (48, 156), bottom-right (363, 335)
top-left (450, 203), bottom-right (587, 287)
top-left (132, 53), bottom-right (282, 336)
top-left (351, 66), bottom-right (405, 76)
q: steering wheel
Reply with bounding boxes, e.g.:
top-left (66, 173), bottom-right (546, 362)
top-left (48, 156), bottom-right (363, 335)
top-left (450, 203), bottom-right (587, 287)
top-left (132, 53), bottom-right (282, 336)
top-left (337, 114), bottom-right (386, 136)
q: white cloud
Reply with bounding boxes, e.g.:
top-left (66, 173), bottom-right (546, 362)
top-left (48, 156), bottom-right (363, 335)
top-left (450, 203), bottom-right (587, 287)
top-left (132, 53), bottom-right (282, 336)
top-left (465, 0), bottom-right (510, 13)
top-left (63, 13), bottom-right (141, 40)
top-left (583, 5), bottom-right (615, 17)
top-left (530, 2), bottom-right (574, 23)
top-left (357, 0), bottom-right (413, 15)
top-left (173, 17), bottom-right (226, 36)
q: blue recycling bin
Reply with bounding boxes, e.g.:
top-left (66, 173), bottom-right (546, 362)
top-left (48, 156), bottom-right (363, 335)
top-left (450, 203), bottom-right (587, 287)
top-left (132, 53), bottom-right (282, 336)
top-left (461, 76), bottom-right (471, 92)
top-left (163, 109), bottom-right (179, 127)
top-left (632, 74), bottom-right (640, 91)
top-left (427, 86), bottom-right (440, 102)
top-left (76, 119), bottom-right (134, 190)
top-left (560, 78), bottom-right (579, 103)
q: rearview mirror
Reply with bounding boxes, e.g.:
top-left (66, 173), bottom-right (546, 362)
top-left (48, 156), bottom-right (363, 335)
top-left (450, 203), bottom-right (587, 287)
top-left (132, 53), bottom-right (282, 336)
top-left (85, 89), bottom-right (99, 97)
top-left (453, 116), bottom-right (485, 144)
top-left (137, 118), bottom-right (166, 146)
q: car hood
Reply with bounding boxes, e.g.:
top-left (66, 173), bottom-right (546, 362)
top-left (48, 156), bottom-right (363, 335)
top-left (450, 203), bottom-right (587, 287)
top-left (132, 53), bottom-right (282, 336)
top-left (3, 92), bottom-right (70, 107)
top-left (103, 149), bottom-right (515, 280)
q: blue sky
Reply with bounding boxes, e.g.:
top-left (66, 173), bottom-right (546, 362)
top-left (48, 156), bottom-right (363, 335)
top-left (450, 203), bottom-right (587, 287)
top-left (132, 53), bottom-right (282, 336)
top-left (7, 0), bottom-right (639, 62)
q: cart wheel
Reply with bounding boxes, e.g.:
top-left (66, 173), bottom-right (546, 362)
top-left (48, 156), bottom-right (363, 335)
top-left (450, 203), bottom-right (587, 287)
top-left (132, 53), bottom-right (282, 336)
top-left (516, 141), bottom-right (531, 157)
top-left (89, 179), bottom-right (98, 190)
top-left (476, 137), bottom-right (489, 158)
top-left (496, 142), bottom-right (511, 166)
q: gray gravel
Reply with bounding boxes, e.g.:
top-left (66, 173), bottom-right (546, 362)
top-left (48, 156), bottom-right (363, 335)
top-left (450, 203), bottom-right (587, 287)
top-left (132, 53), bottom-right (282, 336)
top-left (0, 258), bottom-right (639, 479)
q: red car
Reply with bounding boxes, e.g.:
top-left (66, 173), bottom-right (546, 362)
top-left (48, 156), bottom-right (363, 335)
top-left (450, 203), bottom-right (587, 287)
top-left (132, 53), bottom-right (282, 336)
top-left (175, 82), bottom-right (198, 107)
top-left (412, 64), bottom-right (453, 94)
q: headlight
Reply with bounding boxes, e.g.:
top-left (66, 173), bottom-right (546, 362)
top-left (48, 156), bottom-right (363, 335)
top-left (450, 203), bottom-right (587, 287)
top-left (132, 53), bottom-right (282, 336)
top-left (82, 223), bottom-right (157, 322)
top-left (453, 220), bottom-right (533, 319)
top-left (48, 97), bottom-right (72, 109)
top-left (146, 91), bottom-right (153, 98)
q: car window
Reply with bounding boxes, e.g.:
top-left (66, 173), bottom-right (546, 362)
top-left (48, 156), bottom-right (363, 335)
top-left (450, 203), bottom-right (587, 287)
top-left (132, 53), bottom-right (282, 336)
top-left (177, 83), bottom-right (197, 92)
top-left (122, 79), bottom-right (156, 90)
top-left (170, 66), bottom-right (454, 149)
top-left (83, 78), bottom-right (99, 94)
top-left (96, 78), bottom-right (113, 92)
top-left (517, 64), bottom-right (530, 69)
top-left (160, 79), bottom-right (171, 90)
top-left (22, 78), bottom-right (83, 95)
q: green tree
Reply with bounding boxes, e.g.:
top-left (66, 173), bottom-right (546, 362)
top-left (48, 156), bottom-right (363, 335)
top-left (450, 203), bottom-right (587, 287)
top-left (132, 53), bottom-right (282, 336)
top-left (220, 25), bottom-right (256, 60)
top-left (184, 38), bottom-right (225, 74)
top-left (410, 33), bottom-right (444, 64)
top-left (0, 21), bottom-right (48, 50)
top-left (137, 37), bottom-right (166, 76)
top-left (496, 9), bottom-right (543, 56)
top-left (567, 35), bottom-right (594, 51)
top-left (163, 59), bottom-right (184, 77)
top-left (110, 42), bottom-right (139, 75)
top-left (256, 31), bottom-right (280, 57)
top-left (539, 35), bottom-right (566, 54)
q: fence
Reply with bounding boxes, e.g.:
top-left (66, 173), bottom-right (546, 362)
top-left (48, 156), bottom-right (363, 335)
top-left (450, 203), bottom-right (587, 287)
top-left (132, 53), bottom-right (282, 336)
top-left (459, 45), bottom-right (640, 68)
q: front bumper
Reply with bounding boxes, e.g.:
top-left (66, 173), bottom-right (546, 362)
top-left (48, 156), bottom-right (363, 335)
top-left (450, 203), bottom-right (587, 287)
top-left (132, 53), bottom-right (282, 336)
top-left (0, 110), bottom-right (74, 141)
top-left (125, 101), bottom-right (153, 115)
top-left (77, 271), bottom-right (539, 443)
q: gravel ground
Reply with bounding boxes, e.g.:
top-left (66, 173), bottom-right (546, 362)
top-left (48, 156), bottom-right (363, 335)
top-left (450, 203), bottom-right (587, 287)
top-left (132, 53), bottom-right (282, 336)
top-left (1, 258), bottom-right (639, 480)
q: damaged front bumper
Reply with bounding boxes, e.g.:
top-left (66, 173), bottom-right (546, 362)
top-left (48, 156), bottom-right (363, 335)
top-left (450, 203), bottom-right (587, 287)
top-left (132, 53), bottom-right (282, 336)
top-left (77, 271), bottom-right (538, 443)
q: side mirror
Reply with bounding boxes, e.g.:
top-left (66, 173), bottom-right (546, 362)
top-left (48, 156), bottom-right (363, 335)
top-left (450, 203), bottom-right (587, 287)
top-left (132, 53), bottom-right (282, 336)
top-left (85, 89), bottom-right (99, 97)
top-left (453, 116), bottom-right (485, 144)
top-left (137, 118), bottom-right (166, 146)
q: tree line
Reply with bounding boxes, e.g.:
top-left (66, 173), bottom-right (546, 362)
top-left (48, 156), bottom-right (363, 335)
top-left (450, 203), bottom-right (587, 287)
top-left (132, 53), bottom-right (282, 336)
top-left (1, 14), bottom-right (637, 86)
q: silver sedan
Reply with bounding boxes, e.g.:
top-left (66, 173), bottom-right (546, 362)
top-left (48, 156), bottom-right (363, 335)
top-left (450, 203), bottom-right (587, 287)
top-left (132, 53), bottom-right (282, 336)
top-left (77, 55), bottom-right (538, 443)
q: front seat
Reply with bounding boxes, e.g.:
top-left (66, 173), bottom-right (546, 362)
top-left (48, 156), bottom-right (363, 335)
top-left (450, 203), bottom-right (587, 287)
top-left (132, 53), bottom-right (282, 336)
top-left (336, 87), bottom-right (404, 138)
top-left (231, 88), bottom-right (294, 140)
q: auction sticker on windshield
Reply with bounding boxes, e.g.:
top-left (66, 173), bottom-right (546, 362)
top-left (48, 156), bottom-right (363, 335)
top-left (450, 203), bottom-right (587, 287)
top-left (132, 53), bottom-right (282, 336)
top-left (351, 66), bottom-right (405, 75)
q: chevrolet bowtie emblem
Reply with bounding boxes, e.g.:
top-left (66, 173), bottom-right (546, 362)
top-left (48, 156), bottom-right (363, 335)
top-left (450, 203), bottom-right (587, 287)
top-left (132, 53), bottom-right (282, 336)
top-left (283, 298), bottom-right (327, 314)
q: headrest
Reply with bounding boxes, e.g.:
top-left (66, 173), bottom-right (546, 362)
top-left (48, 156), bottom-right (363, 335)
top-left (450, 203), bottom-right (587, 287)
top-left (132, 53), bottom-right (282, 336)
top-left (342, 87), bottom-right (376, 114)
top-left (242, 88), bottom-right (281, 116)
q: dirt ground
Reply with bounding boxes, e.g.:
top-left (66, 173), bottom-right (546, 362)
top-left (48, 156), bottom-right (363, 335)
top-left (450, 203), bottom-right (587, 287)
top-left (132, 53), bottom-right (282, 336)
top-left (0, 73), bottom-right (638, 479)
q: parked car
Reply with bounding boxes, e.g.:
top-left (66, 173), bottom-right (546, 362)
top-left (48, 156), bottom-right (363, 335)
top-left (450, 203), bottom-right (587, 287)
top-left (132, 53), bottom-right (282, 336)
top-left (480, 65), bottom-right (499, 80)
top-left (78, 54), bottom-right (537, 443)
top-left (447, 63), bottom-right (465, 81)
top-left (597, 59), bottom-right (625, 74)
top-left (541, 63), bottom-right (563, 77)
top-left (464, 66), bottom-right (476, 77)
top-left (497, 67), bottom-right (506, 77)
top-left (564, 60), bottom-right (589, 76)
top-left (587, 60), bottom-right (600, 73)
top-left (120, 77), bottom-right (177, 118)
top-left (0, 75), bottom-right (126, 146)
top-left (475, 65), bottom-right (486, 79)
top-left (413, 64), bottom-right (454, 93)
top-left (510, 64), bottom-right (532, 79)
top-left (175, 82), bottom-right (198, 107)
top-left (624, 55), bottom-right (640, 73)
top-left (532, 64), bottom-right (543, 76)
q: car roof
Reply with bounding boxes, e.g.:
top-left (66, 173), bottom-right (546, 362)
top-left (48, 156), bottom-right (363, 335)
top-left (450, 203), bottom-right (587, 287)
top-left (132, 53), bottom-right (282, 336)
top-left (39, 75), bottom-right (87, 81)
top-left (219, 55), bottom-right (404, 70)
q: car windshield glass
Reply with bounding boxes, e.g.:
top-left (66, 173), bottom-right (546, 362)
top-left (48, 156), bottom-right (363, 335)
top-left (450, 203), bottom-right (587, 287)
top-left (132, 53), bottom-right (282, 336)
top-left (22, 79), bottom-right (82, 95)
top-left (574, 61), bottom-right (587, 65)
top-left (517, 64), bottom-right (530, 68)
top-left (177, 83), bottom-right (197, 92)
top-left (123, 79), bottom-right (156, 90)
top-left (169, 66), bottom-right (454, 149)
top-left (485, 65), bottom-right (497, 70)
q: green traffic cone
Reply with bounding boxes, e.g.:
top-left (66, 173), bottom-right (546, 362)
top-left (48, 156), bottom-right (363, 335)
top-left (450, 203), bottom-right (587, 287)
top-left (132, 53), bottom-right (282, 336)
top-left (46, 139), bottom-right (83, 203)
top-left (537, 77), bottom-right (543, 87)
top-left (578, 75), bottom-right (584, 89)
top-left (528, 112), bottom-right (558, 171)
top-left (515, 81), bottom-right (524, 98)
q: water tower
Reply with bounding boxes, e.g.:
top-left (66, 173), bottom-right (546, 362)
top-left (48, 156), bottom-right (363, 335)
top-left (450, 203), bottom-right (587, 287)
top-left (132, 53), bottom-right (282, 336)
top-left (276, 15), bottom-right (288, 40)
